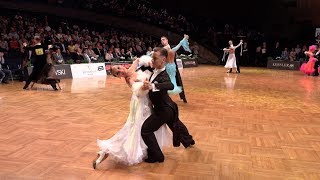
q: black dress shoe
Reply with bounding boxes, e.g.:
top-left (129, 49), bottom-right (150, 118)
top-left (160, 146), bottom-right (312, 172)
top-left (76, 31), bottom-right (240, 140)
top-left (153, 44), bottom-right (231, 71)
top-left (180, 140), bottom-right (191, 148)
top-left (190, 139), bottom-right (196, 146)
top-left (182, 98), bottom-right (187, 103)
top-left (92, 160), bottom-right (97, 169)
top-left (190, 139), bottom-right (195, 145)
top-left (180, 138), bottom-right (195, 148)
top-left (173, 140), bottom-right (180, 147)
top-left (144, 158), bottom-right (164, 163)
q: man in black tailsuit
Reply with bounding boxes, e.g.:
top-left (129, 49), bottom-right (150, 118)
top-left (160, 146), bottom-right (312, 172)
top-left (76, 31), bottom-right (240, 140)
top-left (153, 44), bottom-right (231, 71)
top-left (173, 51), bottom-right (188, 102)
top-left (141, 47), bottom-right (194, 163)
top-left (23, 36), bottom-right (58, 90)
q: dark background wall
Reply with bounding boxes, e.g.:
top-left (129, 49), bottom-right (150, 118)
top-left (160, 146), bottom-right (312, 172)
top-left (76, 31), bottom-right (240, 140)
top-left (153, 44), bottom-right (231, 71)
top-left (148, 0), bottom-right (318, 41)
top-left (6, 0), bottom-right (320, 40)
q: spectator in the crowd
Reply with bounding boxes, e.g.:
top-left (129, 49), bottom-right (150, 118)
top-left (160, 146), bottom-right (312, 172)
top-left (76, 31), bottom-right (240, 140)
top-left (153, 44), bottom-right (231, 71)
top-left (295, 44), bottom-right (301, 55)
top-left (261, 42), bottom-right (268, 66)
top-left (240, 42), bottom-right (249, 66)
top-left (0, 62), bottom-right (11, 84)
top-left (87, 45), bottom-right (98, 61)
top-left (53, 47), bottom-right (65, 64)
top-left (93, 42), bottom-right (104, 58)
top-left (190, 42), bottom-right (199, 57)
top-left (298, 45), bottom-right (308, 61)
top-left (67, 41), bottom-right (77, 60)
top-left (289, 48), bottom-right (296, 61)
top-left (105, 49), bottom-right (114, 61)
top-left (113, 48), bottom-right (121, 59)
top-left (127, 47), bottom-right (135, 57)
top-left (0, 36), bottom-right (9, 52)
top-left (146, 46), bottom-right (152, 56)
top-left (273, 41), bottom-right (281, 59)
top-left (120, 48), bottom-right (126, 59)
top-left (82, 47), bottom-right (92, 63)
top-left (75, 48), bottom-right (84, 63)
top-left (255, 45), bottom-right (262, 66)
top-left (9, 36), bottom-right (20, 57)
top-left (281, 48), bottom-right (289, 60)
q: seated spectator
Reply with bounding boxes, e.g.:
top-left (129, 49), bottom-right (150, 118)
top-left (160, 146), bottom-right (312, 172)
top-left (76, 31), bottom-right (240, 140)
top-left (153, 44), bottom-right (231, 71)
top-left (146, 46), bottom-right (152, 56)
top-left (190, 42), bottom-right (199, 57)
top-left (281, 48), bottom-right (289, 60)
top-left (93, 42), bottom-right (104, 58)
top-left (83, 47), bottom-right (93, 63)
top-left (105, 49), bottom-right (114, 61)
top-left (0, 36), bottom-right (9, 52)
top-left (52, 47), bottom-right (65, 64)
top-left (273, 42), bottom-right (281, 59)
top-left (87, 45), bottom-right (98, 61)
top-left (119, 48), bottom-right (127, 59)
top-left (126, 47), bottom-right (133, 59)
top-left (0, 60), bottom-right (10, 84)
top-left (9, 36), bottom-right (20, 57)
top-left (75, 48), bottom-right (84, 63)
top-left (289, 48), bottom-right (296, 61)
top-left (113, 48), bottom-right (121, 59)
top-left (297, 45), bottom-right (308, 61)
top-left (67, 41), bottom-right (78, 60)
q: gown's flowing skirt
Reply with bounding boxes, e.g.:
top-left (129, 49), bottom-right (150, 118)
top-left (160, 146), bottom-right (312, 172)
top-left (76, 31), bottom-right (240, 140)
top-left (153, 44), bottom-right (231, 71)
top-left (300, 57), bottom-right (317, 75)
top-left (38, 63), bottom-right (60, 84)
top-left (224, 54), bottom-right (237, 68)
top-left (166, 63), bottom-right (182, 94)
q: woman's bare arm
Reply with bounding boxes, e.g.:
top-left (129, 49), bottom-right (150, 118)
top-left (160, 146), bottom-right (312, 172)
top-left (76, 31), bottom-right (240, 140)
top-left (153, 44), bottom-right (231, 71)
top-left (128, 58), bottom-right (139, 72)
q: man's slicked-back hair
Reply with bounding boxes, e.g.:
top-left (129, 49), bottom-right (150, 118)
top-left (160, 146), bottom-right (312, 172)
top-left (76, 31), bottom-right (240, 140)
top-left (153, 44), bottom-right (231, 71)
top-left (153, 47), bottom-right (168, 58)
top-left (161, 36), bottom-right (168, 40)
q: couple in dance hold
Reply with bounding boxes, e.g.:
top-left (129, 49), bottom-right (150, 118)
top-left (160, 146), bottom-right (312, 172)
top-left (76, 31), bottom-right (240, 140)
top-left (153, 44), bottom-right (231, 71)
top-left (92, 47), bottom-right (195, 169)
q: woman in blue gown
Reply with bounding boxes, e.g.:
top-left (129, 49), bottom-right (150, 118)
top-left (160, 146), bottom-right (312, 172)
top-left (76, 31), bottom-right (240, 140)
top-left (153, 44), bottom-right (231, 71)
top-left (161, 35), bottom-right (191, 95)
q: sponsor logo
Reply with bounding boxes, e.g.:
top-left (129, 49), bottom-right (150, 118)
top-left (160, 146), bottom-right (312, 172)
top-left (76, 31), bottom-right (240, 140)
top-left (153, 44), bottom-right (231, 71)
top-left (81, 65), bottom-right (95, 75)
top-left (98, 66), bottom-right (104, 71)
top-left (272, 63), bottom-right (295, 68)
top-left (55, 69), bottom-right (66, 76)
top-left (184, 61), bottom-right (196, 65)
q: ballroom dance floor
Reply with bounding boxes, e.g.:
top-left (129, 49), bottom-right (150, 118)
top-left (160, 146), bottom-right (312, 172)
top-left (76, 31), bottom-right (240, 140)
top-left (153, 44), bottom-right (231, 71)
top-left (0, 65), bottom-right (320, 180)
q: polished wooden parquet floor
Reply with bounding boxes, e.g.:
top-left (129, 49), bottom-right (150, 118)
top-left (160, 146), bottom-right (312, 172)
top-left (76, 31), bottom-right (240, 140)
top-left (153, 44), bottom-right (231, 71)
top-left (1, 65), bottom-right (320, 180)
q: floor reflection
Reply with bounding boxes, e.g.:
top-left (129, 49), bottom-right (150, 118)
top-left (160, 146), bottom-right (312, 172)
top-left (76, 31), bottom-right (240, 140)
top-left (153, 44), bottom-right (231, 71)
top-left (71, 76), bottom-right (107, 93)
top-left (224, 73), bottom-right (238, 90)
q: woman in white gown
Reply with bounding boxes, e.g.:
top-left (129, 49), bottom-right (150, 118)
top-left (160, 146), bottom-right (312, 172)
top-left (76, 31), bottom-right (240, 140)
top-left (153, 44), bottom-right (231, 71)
top-left (223, 40), bottom-right (243, 73)
top-left (93, 56), bottom-right (172, 169)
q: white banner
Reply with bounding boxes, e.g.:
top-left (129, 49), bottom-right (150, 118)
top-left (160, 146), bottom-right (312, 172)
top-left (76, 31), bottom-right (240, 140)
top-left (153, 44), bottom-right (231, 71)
top-left (70, 63), bottom-right (106, 78)
top-left (176, 59), bottom-right (183, 70)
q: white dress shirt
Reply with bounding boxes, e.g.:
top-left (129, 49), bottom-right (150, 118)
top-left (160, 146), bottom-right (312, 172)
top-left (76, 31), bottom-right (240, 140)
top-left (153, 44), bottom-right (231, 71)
top-left (150, 67), bottom-right (166, 92)
top-left (150, 67), bottom-right (165, 82)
